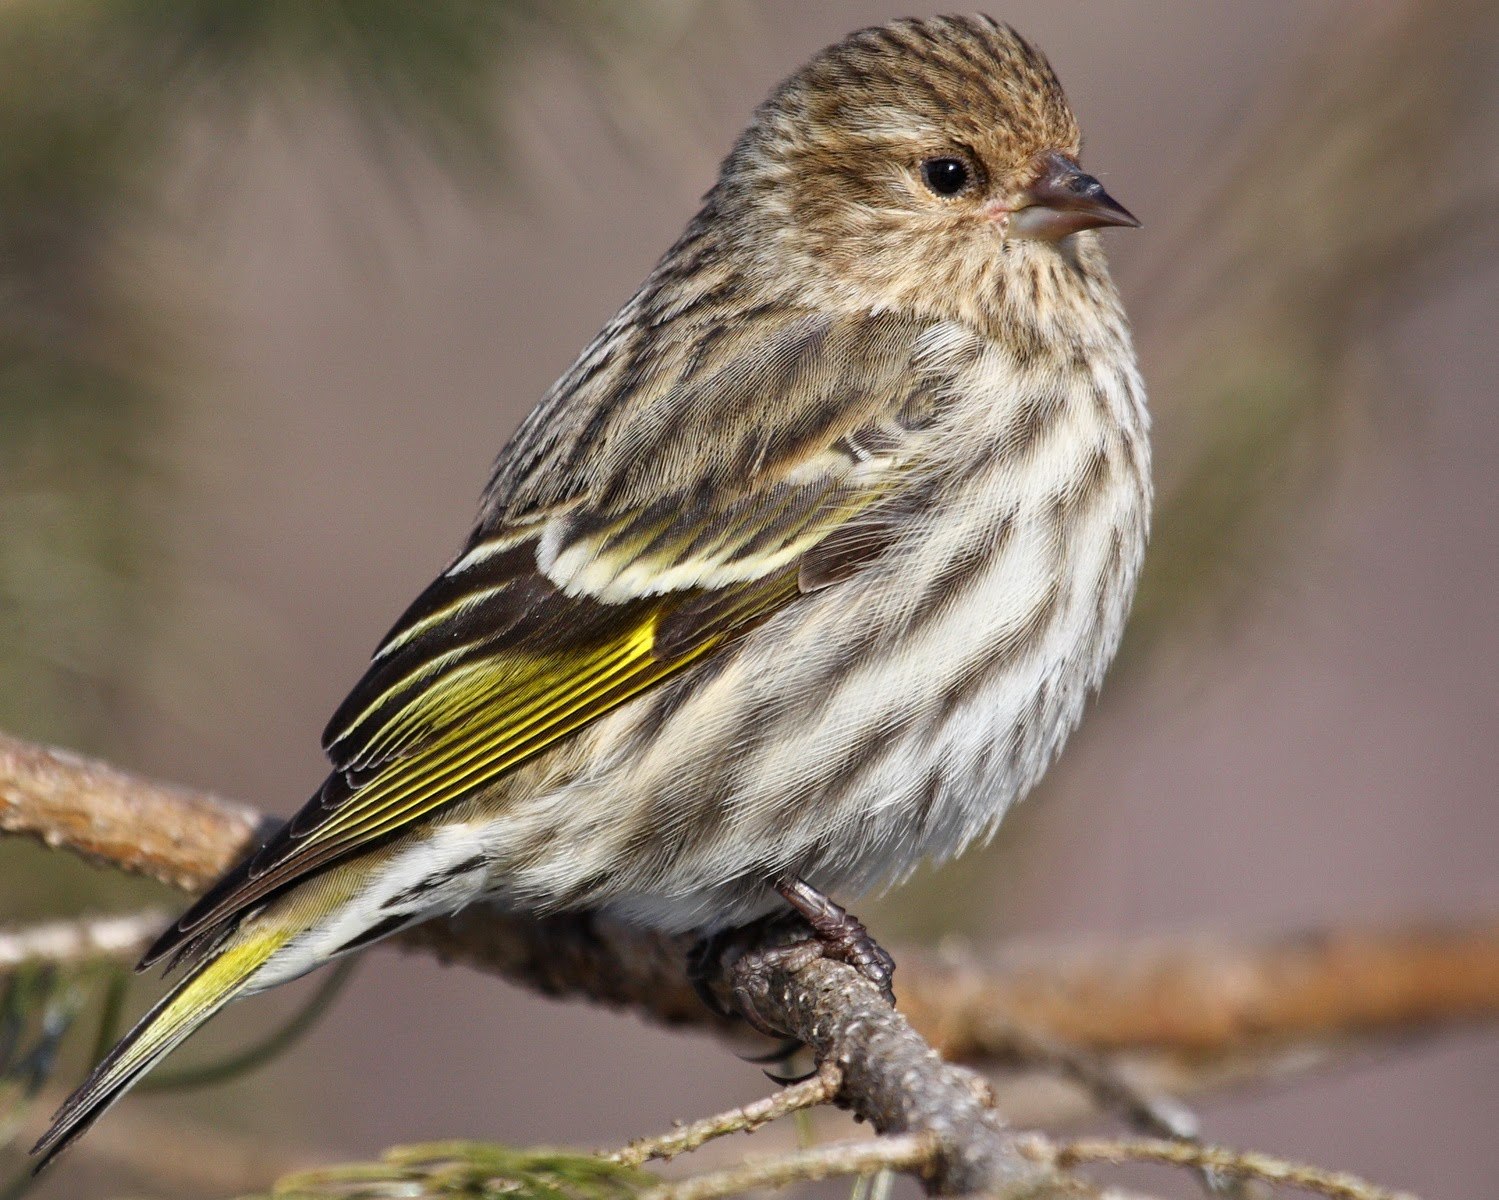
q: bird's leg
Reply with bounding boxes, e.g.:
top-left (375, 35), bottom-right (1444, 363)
top-left (691, 879), bottom-right (895, 1064)
top-left (689, 914), bottom-right (818, 1063)
top-left (774, 877), bottom-right (896, 1005)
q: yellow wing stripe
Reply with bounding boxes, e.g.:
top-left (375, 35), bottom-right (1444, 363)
top-left (341, 598), bottom-right (659, 770)
top-left (333, 630), bottom-right (515, 759)
top-left (351, 650), bottom-right (557, 769)
top-left (313, 635), bottom-right (660, 847)
top-left (233, 569), bottom-right (799, 911)
top-left (319, 648), bottom-right (695, 854)
top-left (310, 624), bottom-right (655, 845)
top-left (229, 632), bottom-right (673, 904)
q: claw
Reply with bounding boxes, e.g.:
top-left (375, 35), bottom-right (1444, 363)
top-left (686, 929), bottom-right (738, 1019)
top-left (740, 1037), bottom-right (806, 1065)
top-left (764, 1064), bottom-right (819, 1085)
top-left (691, 879), bottom-right (899, 1051)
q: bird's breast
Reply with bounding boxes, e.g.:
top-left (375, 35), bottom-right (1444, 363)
top-left (468, 322), bottom-right (1150, 932)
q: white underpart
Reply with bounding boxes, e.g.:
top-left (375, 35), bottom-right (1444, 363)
top-left (461, 306), bottom-right (1149, 932)
top-left (250, 823), bottom-right (492, 992)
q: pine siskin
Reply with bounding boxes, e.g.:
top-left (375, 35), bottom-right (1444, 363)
top-left (37, 14), bottom-right (1145, 1164)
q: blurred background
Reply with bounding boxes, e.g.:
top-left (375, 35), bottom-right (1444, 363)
top-left (1, 1), bottom-right (1495, 1197)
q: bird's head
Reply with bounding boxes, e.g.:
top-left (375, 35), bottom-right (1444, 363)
top-left (718, 15), bottom-right (1138, 331)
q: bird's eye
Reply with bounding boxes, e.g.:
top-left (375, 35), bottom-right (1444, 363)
top-left (920, 156), bottom-right (972, 197)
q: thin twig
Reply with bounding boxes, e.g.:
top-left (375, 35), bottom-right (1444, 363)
top-left (976, 1021), bottom-right (1199, 1140)
top-left (0, 910), bottom-right (167, 973)
top-left (971, 1023), bottom-right (1235, 1198)
top-left (631, 1124), bottom-right (1412, 1200)
top-left (610, 1063), bottom-right (841, 1166)
top-left (4, 731), bottom-right (1497, 1079)
top-left (1022, 1134), bottom-right (1420, 1200)
top-left (637, 1133), bottom-right (1182, 1200)
top-left (986, 1039), bottom-right (1358, 1130)
top-left (638, 1133), bottom-right (938, 1200)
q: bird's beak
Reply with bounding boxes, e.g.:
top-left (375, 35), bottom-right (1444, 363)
top-left (1009, 150), bottom-right (1140, 241)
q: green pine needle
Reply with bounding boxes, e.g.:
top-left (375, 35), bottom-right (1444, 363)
top-left (259, 1142), bottom-right (656, 1200)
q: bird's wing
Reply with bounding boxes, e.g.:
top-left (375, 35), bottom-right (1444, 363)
top-left (142, 307), bottom-right (941, 967)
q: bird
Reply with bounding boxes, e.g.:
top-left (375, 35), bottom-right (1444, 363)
top-left (35, 13), bottom-right (1146, 1166)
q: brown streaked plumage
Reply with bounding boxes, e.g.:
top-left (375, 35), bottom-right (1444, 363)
top-left (37, 15), bottom-right (1147, 1166)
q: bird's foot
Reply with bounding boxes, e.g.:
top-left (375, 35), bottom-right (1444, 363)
top-left (687, 879), bottom-right (896, 1057)
top-left (689, 913), bottom-right (815, 1039)
top-left (774, 877), bottom-right (896, 1005)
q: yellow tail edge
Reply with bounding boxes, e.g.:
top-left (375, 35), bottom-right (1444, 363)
top-left (30, 923), bottom-right (288, 1173)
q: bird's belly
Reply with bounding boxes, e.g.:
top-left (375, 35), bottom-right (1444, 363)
top-left (779, 497), bottom-right (1141, 912)
top-left (465, 458), bottom-right (1145, 934)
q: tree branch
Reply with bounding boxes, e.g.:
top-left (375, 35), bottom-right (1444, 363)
top-left (0, 733), bottom-right (266, 892)
top-left (721, 941), bottom-right (1042, 1195)
top-left (609, 1064), bottom-right (842, 1167)
top-left (897, 929), bottom-right (1499, 1058)
top-left (4, 731), bottom-right (1495, 1069)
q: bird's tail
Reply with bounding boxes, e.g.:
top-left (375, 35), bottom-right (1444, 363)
top-left (31, 920), bottom-right (289, 1172)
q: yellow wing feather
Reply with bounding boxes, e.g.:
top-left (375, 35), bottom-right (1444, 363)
top-left (146, 566), bottom-right (803, 958)
top-left (309, 610), bottom-right (686, 847)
